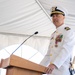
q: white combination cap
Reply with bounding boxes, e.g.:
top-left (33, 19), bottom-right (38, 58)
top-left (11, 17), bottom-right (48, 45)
top-left (50, 6), bottom-right (68, 17)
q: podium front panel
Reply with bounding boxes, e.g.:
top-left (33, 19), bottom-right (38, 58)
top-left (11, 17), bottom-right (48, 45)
top-left (6, 67), bottom-right (42, 75)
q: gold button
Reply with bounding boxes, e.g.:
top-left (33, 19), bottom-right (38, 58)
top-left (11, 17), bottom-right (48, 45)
top-left (50, 54), bottom-right (52, 56)
top-left (51, 46), bottom-right (53, 48)
top-left (50, 62), bottom-right (53, 64)
top-left (53, 38), bottom-right (55, 40)
top-left (56, 31), bottom-right (58, 33)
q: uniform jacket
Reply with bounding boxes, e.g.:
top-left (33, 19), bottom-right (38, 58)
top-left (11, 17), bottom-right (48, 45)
top-left (40, 24), bottom-right (75, 75)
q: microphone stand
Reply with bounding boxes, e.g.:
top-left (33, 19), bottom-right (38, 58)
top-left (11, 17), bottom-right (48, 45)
top-left (11, 32), bottom-right (38, 55)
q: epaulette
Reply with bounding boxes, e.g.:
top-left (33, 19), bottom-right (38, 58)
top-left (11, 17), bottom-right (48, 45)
top-left (64, 27), bottom-right (70, 31)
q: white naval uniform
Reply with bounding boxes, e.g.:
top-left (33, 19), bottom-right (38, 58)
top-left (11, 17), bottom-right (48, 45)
top-left (40, 24), bottom-right (75, 75)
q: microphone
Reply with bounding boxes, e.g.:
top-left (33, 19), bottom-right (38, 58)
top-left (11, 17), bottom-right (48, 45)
top-left (11, 31), bottom-right (38, 55)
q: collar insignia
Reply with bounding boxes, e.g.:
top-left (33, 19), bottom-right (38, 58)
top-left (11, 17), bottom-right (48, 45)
top-left (64, 27), bottom-right (70, 31)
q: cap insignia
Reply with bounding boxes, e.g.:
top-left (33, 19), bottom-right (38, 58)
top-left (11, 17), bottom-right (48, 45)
top-left (52, 7), bottom-right (57, 11)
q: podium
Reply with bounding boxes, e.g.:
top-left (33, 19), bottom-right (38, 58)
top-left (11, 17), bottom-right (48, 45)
top-left (0, 55), bottom-right (46, 75)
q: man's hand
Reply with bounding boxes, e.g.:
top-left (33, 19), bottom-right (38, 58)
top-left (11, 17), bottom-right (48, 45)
top-left (45, 64), bottom-right (56, 74)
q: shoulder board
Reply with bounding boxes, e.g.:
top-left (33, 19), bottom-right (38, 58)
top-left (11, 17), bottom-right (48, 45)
top-left (64, 27), bottom-right (70, 31)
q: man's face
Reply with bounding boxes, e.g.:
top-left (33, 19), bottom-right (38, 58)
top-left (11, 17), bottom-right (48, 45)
top-left (52, 13), bottom-right (65, 28)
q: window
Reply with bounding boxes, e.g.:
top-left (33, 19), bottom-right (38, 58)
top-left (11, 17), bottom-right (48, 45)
top-left (0, 44), bottom-right (44, 75)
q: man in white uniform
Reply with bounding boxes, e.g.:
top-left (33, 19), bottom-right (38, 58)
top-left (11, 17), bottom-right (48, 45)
top-left (40, 6), bottom-right (75, 75)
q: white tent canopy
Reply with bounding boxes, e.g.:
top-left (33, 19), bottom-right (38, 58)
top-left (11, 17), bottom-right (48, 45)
top-left (0, 0), bottom-right (75, 50)
top-left (0, 0), bottom-right (56, 52)
top-left (0, 0), bottom-right (75, 59)
top-left (0, 0), bottom-right (55, 37)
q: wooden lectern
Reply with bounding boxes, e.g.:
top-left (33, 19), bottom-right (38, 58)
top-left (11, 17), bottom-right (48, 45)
top-left (0, 55), bottom-right (46, 75)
